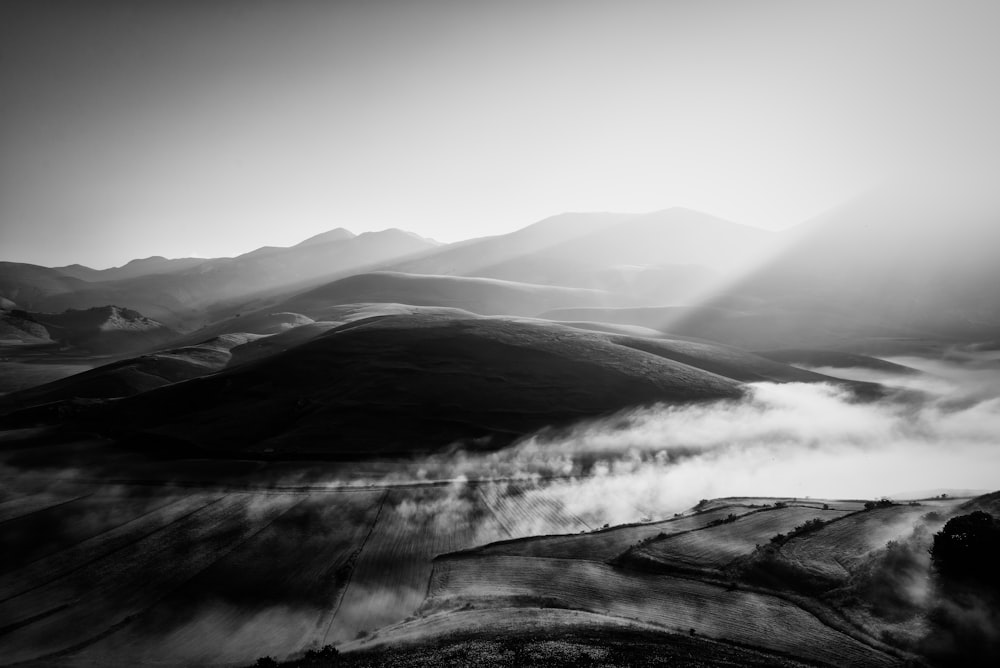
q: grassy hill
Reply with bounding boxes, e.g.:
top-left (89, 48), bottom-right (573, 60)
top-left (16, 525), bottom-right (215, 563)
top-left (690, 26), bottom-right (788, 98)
top-left (79, 313), bottom-right (744, 456)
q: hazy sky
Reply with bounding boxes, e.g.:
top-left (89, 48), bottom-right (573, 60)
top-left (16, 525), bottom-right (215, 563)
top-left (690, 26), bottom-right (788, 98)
top-left (2, 0), bottom-right (999, 268)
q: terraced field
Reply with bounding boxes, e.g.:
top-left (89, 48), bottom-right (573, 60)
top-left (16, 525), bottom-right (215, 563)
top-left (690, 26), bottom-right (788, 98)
top-left (634, 505), bottom-right (853, 569)
top-left (426, 554), bottom-right (899, 668)
top-left (697, 497), bottom-right (868, 513)
top-left (0, 476), bottom-right (950, 667)
top-left (781, 503), bottom-right (960, 582)
top-left (474, 505), bottom-right (760, 561)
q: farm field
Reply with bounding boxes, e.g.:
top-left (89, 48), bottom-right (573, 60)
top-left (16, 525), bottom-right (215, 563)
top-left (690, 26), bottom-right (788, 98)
top-left (474, 504), bottom-right (760, 561)
top-left (0, 490), bottom-right (90, 524)
top-left (0, 437), bottom-right (975, 668)
top-left (425, 554), bottom-right (900, 668)
top-left (476, 483), bottom-right (591, 538)
top-left (0, 492), bottom-right (300, 664)
top-left (781, 503), bottom-right (961, 582)
top-left (0, 476), bottom-right (604, 666)
top-left (633, 504), bottom-right (854, 570)
top-left (0, 492), bottom-right (223, 604)
top-left (71, 489), bottom-right (383, 667)
top-left (0, 489), bottom-right (189, 574)
top-left (330, 480), bottom-right (604, 644)
top-left (697, 496), bottom-right (869, 512)
top-left (0, 360), bottom-right (97, 395)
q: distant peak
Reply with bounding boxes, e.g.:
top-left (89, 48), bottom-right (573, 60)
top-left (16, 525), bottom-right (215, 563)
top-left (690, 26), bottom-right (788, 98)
top-left (357, 228), bottom-right (442, 245)
top-left (295, 227), bottom-right (356, 246)
top-left (123, 256), bottom-right (168, 266)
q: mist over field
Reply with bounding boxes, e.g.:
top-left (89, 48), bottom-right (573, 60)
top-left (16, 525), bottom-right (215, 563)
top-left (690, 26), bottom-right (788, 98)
top-left (379, 354), bottom-right (995, 529)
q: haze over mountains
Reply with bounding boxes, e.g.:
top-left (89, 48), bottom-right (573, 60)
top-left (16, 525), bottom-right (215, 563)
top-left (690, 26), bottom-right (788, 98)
top-left (4, 187), bottom-right (1000, 362)
top-left (4, 188), bottom-right (995, 453)
top-left (0, 227), bottom-right (438, 329)
top-left (3, 190), bottom-right (1000, 668)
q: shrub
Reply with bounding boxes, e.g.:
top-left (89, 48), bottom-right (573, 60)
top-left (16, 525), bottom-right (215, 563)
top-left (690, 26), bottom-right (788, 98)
top-left (769, 517), bottom-right (828, 547)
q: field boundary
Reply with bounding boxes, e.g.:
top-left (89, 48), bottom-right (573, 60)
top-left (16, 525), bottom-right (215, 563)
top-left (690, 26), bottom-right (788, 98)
top-left (323, 489), bottom-right (389, 645)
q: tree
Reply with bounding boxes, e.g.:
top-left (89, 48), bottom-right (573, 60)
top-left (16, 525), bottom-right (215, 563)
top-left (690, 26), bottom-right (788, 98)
top-left (922, 511), bottom-right (1000, 666)
top-left (930, 511), bottom-right (1000, 590)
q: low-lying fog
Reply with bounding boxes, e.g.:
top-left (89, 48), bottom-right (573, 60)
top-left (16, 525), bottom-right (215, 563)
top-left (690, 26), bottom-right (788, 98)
top-left (5, 349), bottom-right (997, 665)
top-left (383, 349), bottom-right (1000, 526)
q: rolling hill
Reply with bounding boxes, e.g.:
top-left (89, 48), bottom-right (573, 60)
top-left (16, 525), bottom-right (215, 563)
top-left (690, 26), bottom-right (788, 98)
top-left (71, 312), bottom-right (745, 456)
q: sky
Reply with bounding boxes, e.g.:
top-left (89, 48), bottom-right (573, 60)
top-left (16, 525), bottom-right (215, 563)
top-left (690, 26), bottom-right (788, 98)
top-left (2, 0), bottom-right (1000, 268)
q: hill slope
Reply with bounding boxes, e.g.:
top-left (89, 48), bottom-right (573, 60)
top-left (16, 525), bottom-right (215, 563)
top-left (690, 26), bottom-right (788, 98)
top-left (272, 272), bottom-right (624, 319)
top-left (89, 313), bottom-right (744, 456)
top-left (725, 181), bottom-right (1000, 341)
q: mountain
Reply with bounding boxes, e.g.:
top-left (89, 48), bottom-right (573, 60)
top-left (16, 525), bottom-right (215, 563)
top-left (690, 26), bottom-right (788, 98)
top-left (54, 256), bottom-right (209, 282)
top-left (390, 208), bottom-right (776, 303)
top-left (388, 212), bottom-right (631, 277)
top-left (0, 228), bottom-right (440, 329)
top-left (292, 227), bottom-right (356, 246)
top-left (0, 262), bottom-right (95, 310)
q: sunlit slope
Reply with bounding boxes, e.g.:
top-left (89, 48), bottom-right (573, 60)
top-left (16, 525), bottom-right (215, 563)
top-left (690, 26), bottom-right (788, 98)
top-left (387, 212), bottom-right (630, 277)
top-left (726, 183), bottom-right (1000, 341)
top-left (757, 349), bottom-right (921, 374)
top-left (541, 304), bottom-right (920, 350)
top-left (470, 208), bottom-right (774, 289)
top-left (387, 209), bottom-right (776, 306)
top-left (98, 314), bottom-right (743, 456)
top-left (272, 272), bottom-right (621, 319)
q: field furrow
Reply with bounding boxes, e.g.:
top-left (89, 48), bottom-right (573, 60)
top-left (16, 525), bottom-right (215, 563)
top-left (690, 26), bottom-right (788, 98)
top-left (782, 504), bottom-right (952, 581)
top-left (476, 483), bottom-right (590, 540)
top-left (0, 492), bottom-right (90, 525)
top-left (0, 491), bottom-right (193, 577)
top-left (636, 506), bottom-right (853, 569)
top-left (329, 486), bottom-right (506, 643)
top-left (0, 492), bottom-right (300, 665)
top-left (67, 489), bottom-right (384, 667)
top-left (476, 506), bottom-right (759, 561)
top-left (0, 492), bottom-right (223, 603)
